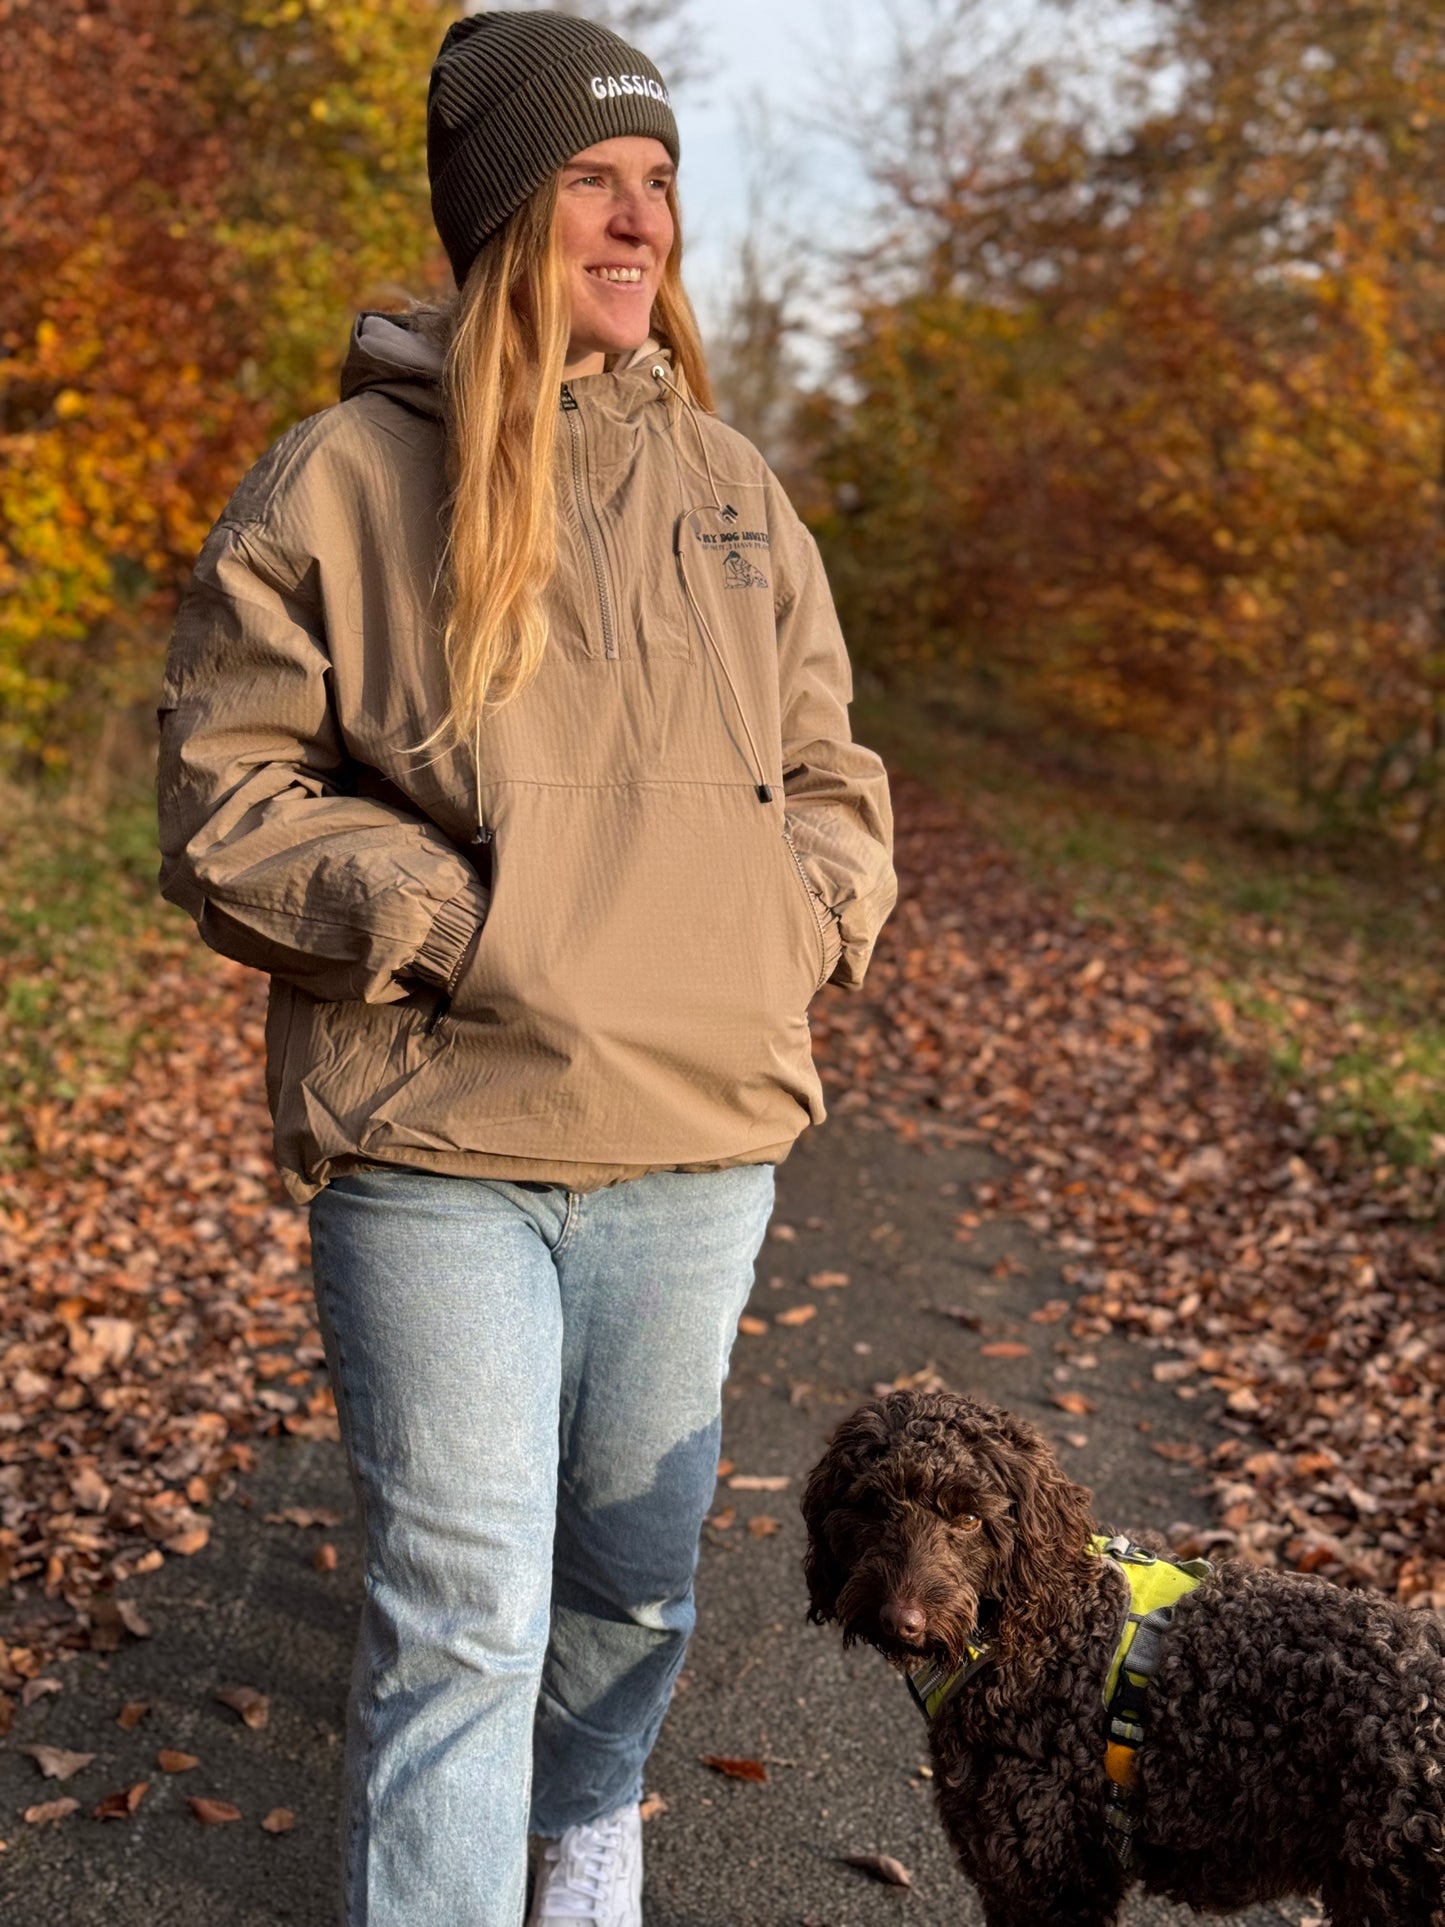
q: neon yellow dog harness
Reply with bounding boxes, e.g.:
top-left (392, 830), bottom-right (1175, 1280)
top-left (907, 1533), bottom-right (1212, 1864)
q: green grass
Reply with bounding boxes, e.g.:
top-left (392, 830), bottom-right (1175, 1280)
top-left (0, 772), bottom-right (198, 1170)
top-left (853, 679), bottom-right (1445, 1176)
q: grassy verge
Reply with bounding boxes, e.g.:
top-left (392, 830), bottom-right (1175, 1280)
top-left (0, 772), bottom-right (200, 1173)
top-left (853, 680), bottom-right (1445, 1175)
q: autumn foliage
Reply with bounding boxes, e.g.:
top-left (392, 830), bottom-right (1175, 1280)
top-left (0, 0), bottom-right (454, 768)
top-left (806, 0), bottom-right (1445, 852)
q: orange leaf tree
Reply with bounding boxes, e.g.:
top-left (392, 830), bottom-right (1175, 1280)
top-left (1, 0), bottom-right (456, 772)
top-left (809, 0), bottom-right (1445, 849)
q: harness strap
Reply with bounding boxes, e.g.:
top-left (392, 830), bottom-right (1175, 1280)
top-left (902, 1533), bottom-right (1210, 1874)
top-left (1094, 1535), bottom-right (1211, 1869)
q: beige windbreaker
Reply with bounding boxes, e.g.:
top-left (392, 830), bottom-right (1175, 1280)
top-left (157, 313), bottom-right (896, 1203)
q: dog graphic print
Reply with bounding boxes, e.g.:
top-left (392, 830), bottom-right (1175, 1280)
top-left (722, 548), bottom-right (769, 590)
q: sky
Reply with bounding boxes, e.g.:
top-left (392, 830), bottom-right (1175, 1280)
top-left (662, 0), bottom-right (891, 328)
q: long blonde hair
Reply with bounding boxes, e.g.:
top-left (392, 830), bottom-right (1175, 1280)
top-left (409, 174), bottom-right (714, 758)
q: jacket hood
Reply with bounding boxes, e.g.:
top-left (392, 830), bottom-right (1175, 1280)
top-left (341, 311), bottom-right (447, 423)
top-left (338, 310), bottom-right (672, 425)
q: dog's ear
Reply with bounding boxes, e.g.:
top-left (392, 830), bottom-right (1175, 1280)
top-left (984, 1410), bottom-right (1095, 1647)
top-left (799, 1405), bottom-right (889, 1624)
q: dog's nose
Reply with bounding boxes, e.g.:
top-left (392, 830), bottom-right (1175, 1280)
top-left (881, 1601), bottom-right (927, 1644)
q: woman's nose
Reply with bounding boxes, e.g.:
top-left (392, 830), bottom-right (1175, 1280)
top-left (609, 192), bottom-right (668, 248)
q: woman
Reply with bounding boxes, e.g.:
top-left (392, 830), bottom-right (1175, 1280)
top-left (157, 13), bottom-right (895, 1925)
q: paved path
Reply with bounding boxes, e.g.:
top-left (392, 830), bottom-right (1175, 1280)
top-left (0, 1117), bottom-right (1321, 1926)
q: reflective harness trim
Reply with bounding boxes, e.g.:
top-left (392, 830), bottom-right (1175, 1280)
top-left (906, 1533), bottom-right (1211, 1867)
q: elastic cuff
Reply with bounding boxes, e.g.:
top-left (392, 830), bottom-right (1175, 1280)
top-left (408, 883), bottom-right (490, 991)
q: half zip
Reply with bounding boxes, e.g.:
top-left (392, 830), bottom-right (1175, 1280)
top-left (561, 382), bottom-right (617, 661)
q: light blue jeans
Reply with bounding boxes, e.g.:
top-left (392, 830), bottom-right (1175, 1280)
top-left (307, 1161), bottom-right (775, 1927)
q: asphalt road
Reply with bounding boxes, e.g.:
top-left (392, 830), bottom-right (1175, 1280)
top-left (0, 1116), bottom-right (1322, 1926)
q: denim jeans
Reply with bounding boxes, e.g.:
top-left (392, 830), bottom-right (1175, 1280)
top-left (307, 1160), bottom-right (776, 1927)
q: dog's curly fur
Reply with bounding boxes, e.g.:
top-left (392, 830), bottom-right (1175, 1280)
top-left (802, 1390), bottom-right (1445, 1927)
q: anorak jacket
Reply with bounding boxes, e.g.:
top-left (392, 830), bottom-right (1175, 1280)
top-left (157, 313), bottom-right (896, 1203)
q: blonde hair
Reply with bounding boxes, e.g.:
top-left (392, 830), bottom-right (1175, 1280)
top-left (409, 174), bottom-right (713, 758)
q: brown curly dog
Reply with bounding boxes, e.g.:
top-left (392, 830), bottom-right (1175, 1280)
top-left (801, 1389), bottom-right (1445, 1927)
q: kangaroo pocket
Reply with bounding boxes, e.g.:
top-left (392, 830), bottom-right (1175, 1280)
top-left (407, 780), bottom-right (827, 1164)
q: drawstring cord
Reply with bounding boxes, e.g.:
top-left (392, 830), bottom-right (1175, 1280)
top-left (651, 362), bottom-right (773, 805)
top-left (651, 360), bottom-right (726, 512)
top-left (472, 716), bottom-right (490, 845)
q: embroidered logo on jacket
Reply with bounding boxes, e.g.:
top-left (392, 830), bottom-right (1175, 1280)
top-left (723, 549), bottom-right (769, 590)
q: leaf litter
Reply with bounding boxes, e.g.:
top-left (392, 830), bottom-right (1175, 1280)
top-left (2, 773), bottom-right (1439, 1696)
top-left (809, 775), bottom-right (1444, 1604)
top-left (1, 945), bottom-right (335, 1663)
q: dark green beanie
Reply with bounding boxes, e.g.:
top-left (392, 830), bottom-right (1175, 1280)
top-left (427, 11), bottom-right (681, 290)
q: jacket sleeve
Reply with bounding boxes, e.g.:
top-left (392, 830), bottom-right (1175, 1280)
top-left (156, 434), bottom-right (489, 1006)
top-left (772, 498), bottom-right (897, 989)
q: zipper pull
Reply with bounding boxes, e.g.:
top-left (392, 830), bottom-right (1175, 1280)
top-left (560, 383), bottom-right (579, 412)
top-left (472, 822), bottom-right (493, 846)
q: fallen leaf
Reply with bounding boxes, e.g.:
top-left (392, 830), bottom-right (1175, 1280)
top-left (843, 1851), bottom-right (912, 1887)
top-left (158, 1750), bottom-right (200, 1773)
top-left (214, 1685), bottom-right (269, 1729)
top-left (889, 1363), bottom-right (949, 1394)
top-left (736, 1315), bottom-right (768, 1337)
top-left (927, 1303), bottom-right (983, 1330)
top-left (94, 1781), bottom-right (147, 1820)
top-left (1152, 1442), bottom-right (1204, 1464)
top-left (774, 1305), bottom-right (817, 1328)
top-left (20, 1676), bottom-right (63, 1708)
top-left (262, 1508), bottom-right (341, 1529)
top-left (87, 1594), bottom-right (150, 1652)
top-left (715, 1459), bottom-right (735, 1479)
top-left (0, 1693), bottom-right (13, 1736)
top-left (639, 1793), bottom-right (668, 1822)
top-left (20, 1745), bottom-right (95, 1782)
top-left (23, 1798), bottom-right (79, 1826)
top-left (747, 1516), bottom-right (781, 1538)
top-left (1052, 1391), bottom-right (1096, 1416)
top-left (261, 1807), bottom-right (295, 1833)
top-left (727, 1475), bottom-right (790, 1492)
top-left (313, 1542), bottom-right (338, 1572)
top-left (70, 1467), bottom-right (112, 1513)
top-left (116, 1700), bottom-right (150, 1730)
top-left (189, 1796), bottom-right (243, 1825)
top-left (700, 1755), bottom-right (768, 1783)
top-left (115, 1600), bottom-right (152, 1638)
top-left (165, 1524), bottom-right (212, 1557)
top-left (979, 1341), bottom-right (1030, 1359)
top-left (769, 1223), bottom-right (797, 1242)
top-left (807, 1270), bottom-right (850, 1289)
top-left (707, 1506), bottom-right (736, 1530)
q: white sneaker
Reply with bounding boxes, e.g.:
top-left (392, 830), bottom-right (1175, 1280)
top-left (525, 1802), bottom-right (643, 1925)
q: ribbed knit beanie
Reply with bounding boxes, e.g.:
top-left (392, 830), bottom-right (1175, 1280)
top-left (427, 11), bottom-right (680, 290)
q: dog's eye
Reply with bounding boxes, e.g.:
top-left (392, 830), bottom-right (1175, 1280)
top-left (955, 1514), bottom-right (982, 1532)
